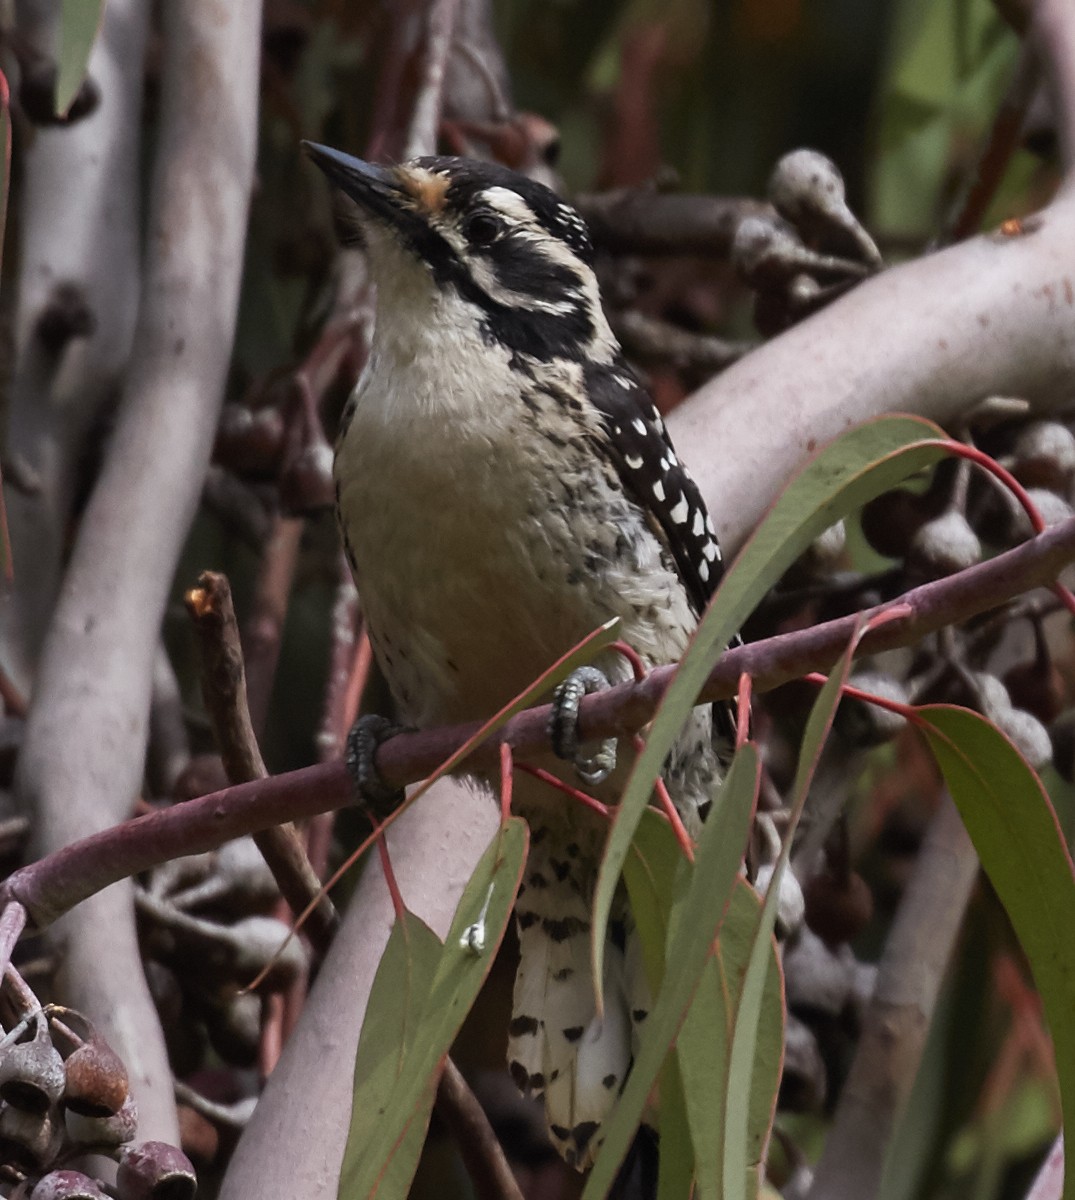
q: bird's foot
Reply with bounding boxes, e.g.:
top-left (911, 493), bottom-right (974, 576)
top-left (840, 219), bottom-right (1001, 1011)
top-left (550, 666), bottom-right (618, 786)
top-left (345, 714), bottom-right (408, 819)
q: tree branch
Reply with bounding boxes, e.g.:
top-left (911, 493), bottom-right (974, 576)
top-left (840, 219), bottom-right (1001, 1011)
top-left (12, 0), bottom-right (262, 1142)
top-left (575, 188), bottom-right (774, 257)
top-left (186, 571), bottom-right (338, 955)
top-left (807, 796), bottom-right (979, 1200)
top-left (5, 514), bottom-right (1074, 932)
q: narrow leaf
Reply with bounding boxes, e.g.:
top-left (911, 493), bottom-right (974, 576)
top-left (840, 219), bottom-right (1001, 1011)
top-left (56, 0), bottom-right (105, 117)
top-left (341, 911), bottom-right (441, 1199)
top-left (723, 617), bottom-right (863, 1198)
top-left (583, 745), bottom-right (761, 1198)
top-left (679, 882), bottom-right (783, 1200)
top-left (920, 705), bottom-right (1075, 1200)
top-left (658, 1055), bottom-right (695, 1200)
top-left (339, 818), bottom-right (528, 1199)
top-left (622, 809), bottom-right (684, 991)
top-left (592, 415), bottom-right (950, 994)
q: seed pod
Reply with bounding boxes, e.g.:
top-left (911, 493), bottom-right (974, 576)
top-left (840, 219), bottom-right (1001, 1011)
top-left (1002, 621), bottom-right (1065, 724)
top-left (798, 520), bottom-right (847, 575)
top-left (992, 706), bottom-right (1053, 769)
top-left (202, 991), bottom-right (261, 1068)
top-left (1008, 421), bottom-right (1075, 493)
top-left (835, 670), bottom-right (909, 747)
top-left (65, 1093), bottom-right (138, 1150)
top-left (768, 149), bottom-right (883, 268)
top-left (0, 1102), bottom-right (64, 1172)
top-left (780, 1014), bottom-right (827, 1112)
top-left (1007, 488), bottom-right (1074, 539)
top-left (755, 863), bottom-right (805, 939)
top-left (63, 1035), bottom-right (130, 1118)
top-left (0, 1013), bottom-right (66, 1115)
top-left (30, 1171), bottom-right (109, 1200)
top-left (214, 404), bottom-right (287, 477)
top-left (783, 927), bottom-right (856, 1016)
top-left (176, 1103), bottom-right (220, 1168)
top-left (907, 508), bottom-right (981, 578)
top-left (116, 1141), bottom-right (198, 1200)
top-left (803, 868), bottom-right (874, 947)
top-left (859, 489), bottom-right (931, 559)
top-left (279, 440), bottom-right (335, 514)
top-left (169, 837), bottom-right (279, 917)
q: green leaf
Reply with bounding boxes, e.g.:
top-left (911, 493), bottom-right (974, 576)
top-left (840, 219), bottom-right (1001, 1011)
top-left (919, 705), bottom-right (1075, 1200)
top-left (869, 0), bottom-right (1017, 238)
top-left (583, 745), bottom-right (761, 1198)
top-left (622, 808), bottom-right (685, 991)
top-left (722, 623), bottom-right (860, 1199)
top-left (679, 882), bottom-right (783, 1200)
top-left (658, 1054), bottom-right (695, 1200)
top-left (591, 415), bottom-right (950, 1001)
top-left (342, 910), bottom-right (441, 1200)
top-left (55, 0), bottom-right (105, 118)
top-left (339, 818), bottom-right (528, 1199)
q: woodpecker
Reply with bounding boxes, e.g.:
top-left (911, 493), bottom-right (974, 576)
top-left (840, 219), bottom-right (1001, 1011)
top-left (306, 143), bottom-right (733, 1170)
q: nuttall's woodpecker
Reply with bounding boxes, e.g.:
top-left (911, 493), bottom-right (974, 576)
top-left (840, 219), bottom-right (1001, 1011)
top-left (306, 142), bottom-right (734, 1170)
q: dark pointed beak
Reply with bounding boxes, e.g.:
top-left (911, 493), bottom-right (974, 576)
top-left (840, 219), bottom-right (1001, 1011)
top-left (302, 142), bottom-right (406, 223)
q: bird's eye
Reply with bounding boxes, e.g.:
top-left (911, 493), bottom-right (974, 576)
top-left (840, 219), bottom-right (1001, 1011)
top-left (464, 212), bottom-right (504, 246)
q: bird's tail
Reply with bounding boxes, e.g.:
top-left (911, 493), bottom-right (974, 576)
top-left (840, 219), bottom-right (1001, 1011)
top-left (506, 821), bottom-right (652, 1170)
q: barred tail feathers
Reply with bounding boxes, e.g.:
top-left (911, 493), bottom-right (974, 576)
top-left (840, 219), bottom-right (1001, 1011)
top-left (507, 820), bottom-right (644, 1169)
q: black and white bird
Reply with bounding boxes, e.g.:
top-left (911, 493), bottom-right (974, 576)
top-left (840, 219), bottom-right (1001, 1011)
top-left (306, 143), bottom-right (733, 1170)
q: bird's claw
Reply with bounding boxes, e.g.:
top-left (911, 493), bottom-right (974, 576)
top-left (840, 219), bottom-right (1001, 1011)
top-left (550, 665), bottom-right (618, 786)
top-left (345, 714), bottom-right (407, 819)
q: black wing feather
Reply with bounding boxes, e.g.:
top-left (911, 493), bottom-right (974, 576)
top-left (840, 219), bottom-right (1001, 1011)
top-left (583, 359), bottom-right (739, 748)
top-left (582, 361), bottom-right (725, 616)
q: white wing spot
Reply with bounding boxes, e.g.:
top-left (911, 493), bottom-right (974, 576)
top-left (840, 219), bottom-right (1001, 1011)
top-left (703, 540), bottom-right (719, 561)
top-left (652, 479), bottom-right (665, 502)
top-left (670, 495), bottom-right (690, 524)
top-left (662, 455), bottom-right (675, 472)
top-left (625, 453), bottom-right (644, 469)
top-left (705, 515), bottom-right (716, 535)
top-left (632, 418), bottom-right (647, 436)
top-left (692, 510), bottom-right (705, 536)
top-left (698, 560), bottom-right (710, 583)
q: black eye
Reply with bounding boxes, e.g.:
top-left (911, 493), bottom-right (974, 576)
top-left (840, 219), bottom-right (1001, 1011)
top-left (464, 212), bottom-right (504, 246)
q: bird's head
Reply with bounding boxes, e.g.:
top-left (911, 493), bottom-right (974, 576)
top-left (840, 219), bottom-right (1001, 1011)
top-left (304, 143), bottom-right (615, 366)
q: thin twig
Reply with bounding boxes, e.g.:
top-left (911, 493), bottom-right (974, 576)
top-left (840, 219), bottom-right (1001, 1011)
top-left (944, 39), bottom-right (1039, 243)
top-left (1034, 0), bottom-right (1075, 180)
top-left (575, 188), bottom-right (774, 257)
top-left (610, 309), bottom-right (755, 379)
top-left (186, 571), bottom-right (338, 955)
top-left (435, 1059), bottom-right (525, 1200)
top-left (242, 517), bottom-right (305, 737)
top-left (404, 0), bottom-right (463, 160)
top-left (0, 901), bottom-right (26, 981)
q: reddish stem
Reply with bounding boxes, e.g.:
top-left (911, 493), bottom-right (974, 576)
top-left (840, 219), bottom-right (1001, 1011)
top-left (933, 438), bottom-right (1075, 616)
top-left (635, 734), bottom-right (694, 862)
top-left (499, 742), bottom-right (514, 824)
top-left (736, 672), bottom-right (752, 750)
top-left (515, 763), bottom-right (611, 819)
top-left (376, 820), bottom-right (406, 922)
top-left (611, 639), bottom-right (648, 682)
